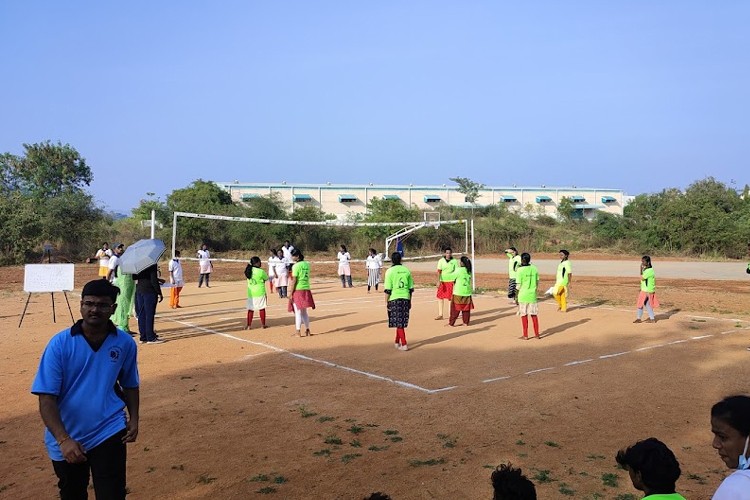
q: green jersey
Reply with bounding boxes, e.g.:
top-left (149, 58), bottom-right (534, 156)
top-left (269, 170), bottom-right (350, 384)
top-left (516, 265), bottom-right (539, 304)
top-left (445, 267), bottom-right (472, 297)
top-left (246, 267), bottom-right (269, 298)
top-left (292, 261), bottom-right (311, 290)
top-left (642, 494), bottom-right (686, 500)
top-left (556, 260), bottom-right (572, 286)
top-left (641, 267), bottom-right (656, 293)
top-left (385, 265), bottom-right (414, 301)
top-left (437, 257), bottom-right (458, 282)
top-left (506, 253), bottom-right (522, 279)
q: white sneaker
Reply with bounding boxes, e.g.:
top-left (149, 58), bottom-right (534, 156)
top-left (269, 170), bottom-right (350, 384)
top-left (398, 345), bottom-right (408, 351)
top-left (394, 343), bottom-right (400, 349)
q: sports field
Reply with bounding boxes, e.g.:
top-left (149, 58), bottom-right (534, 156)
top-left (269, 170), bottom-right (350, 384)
top-left (1, 257), bottom-right (748, 499)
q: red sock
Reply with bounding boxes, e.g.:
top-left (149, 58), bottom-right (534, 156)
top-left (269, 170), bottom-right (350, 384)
top-left (531, 315), bottom-right (539, 336)
top-left (259, 309), bottom-right (266, 326)
top-left (247, 310), bottom-right (254, 327)
top-left (397, 327), bottom-right (407, 345)
top-left (521, 316), bottom-right (529, 337)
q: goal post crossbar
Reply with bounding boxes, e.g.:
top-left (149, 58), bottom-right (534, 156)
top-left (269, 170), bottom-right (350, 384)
top-left (171, 211), bottom-right (476, 290)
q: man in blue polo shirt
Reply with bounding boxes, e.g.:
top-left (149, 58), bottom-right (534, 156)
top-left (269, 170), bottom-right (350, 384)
top-left (32, 279), bottom-right (140, 499)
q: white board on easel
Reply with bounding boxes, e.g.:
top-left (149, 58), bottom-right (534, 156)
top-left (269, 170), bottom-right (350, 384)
top-left (23, 264), bottom-right (75, 293)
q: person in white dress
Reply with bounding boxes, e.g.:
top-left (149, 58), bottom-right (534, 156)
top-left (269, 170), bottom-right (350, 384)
top-left (337, 245), bottom-right (353, 288)
top-left (281, 241), bottom-right (294, 264)
top-left (197, 244), bottom-right (212, 288)
top-left (711, 395), bottom-right (750, 499)
top-left (274, 249), bottom-right (290, 298)
top-left (268, 249), bottom-right (280, 296)
top-left (365, 248), bottom-right (382, 293)
top-left (168, 250), bottom-right (185, 308)
top-left (94, 243), bottom-right (113, 279)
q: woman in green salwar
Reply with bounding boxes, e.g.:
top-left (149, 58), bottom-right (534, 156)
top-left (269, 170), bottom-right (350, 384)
top-left (112, 269), bottom-right (135, 332)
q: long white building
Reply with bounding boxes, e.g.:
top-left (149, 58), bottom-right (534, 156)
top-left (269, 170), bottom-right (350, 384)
top-left (216, 182), bottom-right (626, 220)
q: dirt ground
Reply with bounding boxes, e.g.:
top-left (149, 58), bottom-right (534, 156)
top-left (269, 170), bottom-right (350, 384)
top-left (1, 257), bottom-right (749, 499)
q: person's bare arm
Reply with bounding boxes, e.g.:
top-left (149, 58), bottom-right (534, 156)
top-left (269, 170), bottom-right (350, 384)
top-left (38, 394), bottom-right (86, 463)
top-left (121, 387), bottom-right (140, 443)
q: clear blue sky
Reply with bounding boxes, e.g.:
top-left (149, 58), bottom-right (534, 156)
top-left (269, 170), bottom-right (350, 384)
top-left (1, 1), bottom-right (747, 213)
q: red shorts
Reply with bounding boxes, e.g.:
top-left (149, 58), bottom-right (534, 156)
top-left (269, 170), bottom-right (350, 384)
top-left (436, 281), bottom-right (454, 300)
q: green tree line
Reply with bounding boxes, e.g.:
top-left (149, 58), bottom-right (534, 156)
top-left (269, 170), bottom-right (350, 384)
top-left (1, 142), bottom-right (748, 264)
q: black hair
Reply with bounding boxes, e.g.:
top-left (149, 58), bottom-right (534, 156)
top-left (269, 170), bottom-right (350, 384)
top-left (443, 246), bottom-right (452, 252)
top-left (369, 248), bottom-right (377, 255)
top-left (270, 248), bottom-right (277, 255)
top-left (81, 279), bottom-right (119, 303)
top-left (363, 493), bottom-right (391, 500)
top-left (711, 395), bottom-right (750, 436)
top-left (642, 255), bottom-right (652, 268)
top-left (491, 463), bottom-right (537, 500)
top-left (615, 438), bottom-right (681, 493)
top-left (340, 244), bottom-right (348, 253)
top-left (460, 256), bottom-right (472, 274)
top-left (174, 250), bottom-right (181, 257)
top-left (102, 242), bottom-right (109, 247)
top-left (520, 252), bottom-right (531, 266)
top-left (559, 249), bottom-right (569, 257)
top-left (114, 243), bottom-right (124, 250)
top-left (250, 256), bottom-right (262, 267)
top-left (391, 252), bottom-right (402, 265)
top-left (291, 248), bottom-right (304, 261)
top-left (508, 246), bottom-right (517, 253)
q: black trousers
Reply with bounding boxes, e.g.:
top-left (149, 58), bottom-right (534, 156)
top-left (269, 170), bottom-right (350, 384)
top-left (51, 430), bottom-right (126, 500)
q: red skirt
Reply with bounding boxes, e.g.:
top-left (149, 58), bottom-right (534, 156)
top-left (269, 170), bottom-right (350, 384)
top-left (636, 291), bottom-right (659, 309)
top-left (451, 295), bottom-right (474, 311)
top-left (288, 289), bottom-right (316, 312)
top-left (436, 281), bottom-right (454, 299)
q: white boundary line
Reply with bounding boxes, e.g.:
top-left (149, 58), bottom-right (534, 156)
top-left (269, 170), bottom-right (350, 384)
top-left (157, 292), bottom-right (750, 395)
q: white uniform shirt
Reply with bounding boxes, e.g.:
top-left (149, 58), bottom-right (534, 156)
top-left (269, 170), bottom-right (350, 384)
top-left (337, 252), bottom-right (351, 264)
top-left (274, 257), bottom-right (290, 278)
top-left (197, 249), bottom-right (211, 274)
top-left (268, 256), bottom-right (280, 278)
top-left (281, 245), bottom-right (294, 261)
top-left (169, 258), bottom-right (184, 286)
top-left (96, 248), bottom-right (112, 267)
top-left (107, 255), bottom-right (120, 282)
top-left (366, 254), bottom-right (382, 270)
top-left (713, 469), bottom-right (750, 499)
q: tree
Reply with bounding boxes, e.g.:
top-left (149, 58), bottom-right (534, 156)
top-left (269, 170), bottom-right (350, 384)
top-left (450, 177), bottom-right (484, 217)
top-left (3, 141), bottom-right (92, 198)
top-left (556, 197), bottom-right (576, 223)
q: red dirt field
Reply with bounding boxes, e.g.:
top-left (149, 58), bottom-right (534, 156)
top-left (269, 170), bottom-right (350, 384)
top-left (1, 259), bottom-right (749, 499)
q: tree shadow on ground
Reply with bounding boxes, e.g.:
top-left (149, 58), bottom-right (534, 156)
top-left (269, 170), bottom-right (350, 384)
top-left (656, 308), bottom-right (681, 321)
top-left (539, 318), bottom-right (591, 339)
top-left (408, 325), bottom-right (492, 350)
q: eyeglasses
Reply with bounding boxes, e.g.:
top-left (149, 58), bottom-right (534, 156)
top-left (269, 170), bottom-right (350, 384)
top-left (81, 301), bottom-right (113, 310)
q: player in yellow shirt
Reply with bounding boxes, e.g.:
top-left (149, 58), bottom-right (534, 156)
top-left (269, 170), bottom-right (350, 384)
top-left (553, 250), bottom-right (572, 312)
top-left (384, 252), bottom-right (414, 351)
top-left (244, 256), bottom-right (269, 329)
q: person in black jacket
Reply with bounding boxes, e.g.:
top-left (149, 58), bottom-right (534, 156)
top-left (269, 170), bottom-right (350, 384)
top-left (134, 264), bottom-right (164, 344)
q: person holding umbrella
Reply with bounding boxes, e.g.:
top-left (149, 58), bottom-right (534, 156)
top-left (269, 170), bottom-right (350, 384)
top-left (118, 239), bottom-right (167, 344)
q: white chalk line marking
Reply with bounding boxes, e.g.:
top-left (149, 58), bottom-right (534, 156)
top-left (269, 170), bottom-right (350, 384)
top-left (524, 367), bottom-right (555, 375)
top-left (565, 359), bottom-right (594, 366)
top-left (163, 317), bottom-right (441, 394)
top-left (599, 351), bottom-right (630, 359)
top-left (482, 376), bottom-right (511, 383)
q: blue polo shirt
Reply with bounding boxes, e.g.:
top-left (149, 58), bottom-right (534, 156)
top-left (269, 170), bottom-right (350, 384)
top-left (31, 320), bottom-right (139, 461)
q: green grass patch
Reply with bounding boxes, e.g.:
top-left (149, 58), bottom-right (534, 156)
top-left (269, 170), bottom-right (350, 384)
top-left (317, 416), bottom-right (335, 423)
top-left (602, 472), bottom-right (619, 487)
top-left (249, 474), bottom-right (270, 482)
top-left (350, 440), bottom-right (362, 448)
top-left (409, 458), bottom-right (446, 467)
top-left (312, 449), bottom-right (331, 457)
top-left (558, 483), bottom-right (575, 496)
top-left (324, 435), bottom-right (343, 445)
top-left (368, 445), bottom-right (389, 452)
top-left (586, 454), bottom-right (606, 461)
top-left (516, 440), bottom-right (526, 445)
top-left (687, 473), bottom-right (707, 484)
top-left (389, 436), bottom-right (403, 443)
top-left (257, 486), bottom-right (277, 494)
top-left (532, 470), bottom-right (554, 483)
top-left (272, 476), bottom-right (288, 484)
top-left (544, 441), bottom-right (561, 448)
top-left (383, 429), bottom-right (399, 436)
top-left (298, 406), bottom-right (318, 418)
top-left (348, 424), bottom-right (364, 434)
top-left (341, 453), bottom-right (362, 464)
